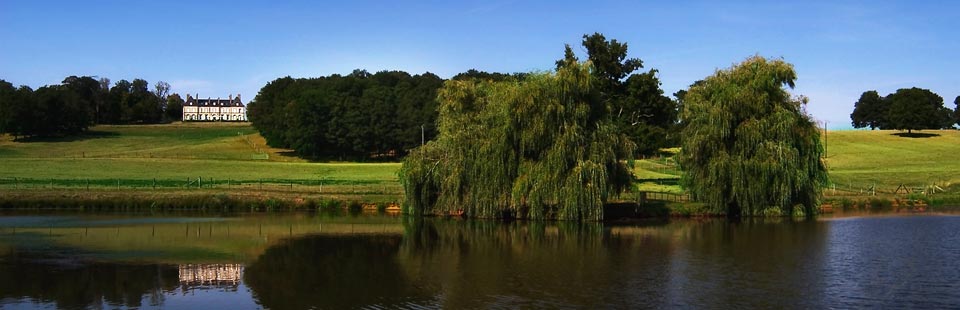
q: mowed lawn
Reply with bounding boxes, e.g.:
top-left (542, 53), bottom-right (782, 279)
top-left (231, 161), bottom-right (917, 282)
top-left (826, 129), bottom-right (960, 191)
top-left (3, 123), bottom-right (956, 194)
top-left (0, 123), bottom-right (400, 184)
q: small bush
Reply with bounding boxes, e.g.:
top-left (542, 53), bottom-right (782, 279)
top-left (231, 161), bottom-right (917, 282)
top-left (304, 199), bottom-right (318, 210)
top-left (347, 200), bottom-right (363, 212)
top-left (670, 202), bottom-right (709, 217)
top-left (838, 198), bottom-right (855, 211)
top-left (320, 199), bottom-right (343, 210)
top-left (868, 198), bottom-right (892, 211)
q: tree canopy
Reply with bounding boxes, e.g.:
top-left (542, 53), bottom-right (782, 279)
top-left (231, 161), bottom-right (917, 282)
top-left (247, 70), bottom-right (443, 159)
top-left (399, 61), bottom-right (635, 221)
top-left (679, 56), bottom-right (827, 218)
top-left (0, 80), bottom-right (91, 139)
top-left (850, 90), bottom-right (887, 129)
top-left (557, 33), bottom-right (679, 156)
top-left (885, 87), bottom-right (953, 133)
top-left (0, 76), bottom-right (186, 139)
top-left (850, 87), bottom-right (954, 132)
top-left (955, 96), bottom-right (960, 127)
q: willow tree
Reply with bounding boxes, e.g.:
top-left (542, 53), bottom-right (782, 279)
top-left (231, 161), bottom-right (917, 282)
top-left (679, 56), bottom-right (827, 218)
top-left (399, 61), bottom-right (635, 221)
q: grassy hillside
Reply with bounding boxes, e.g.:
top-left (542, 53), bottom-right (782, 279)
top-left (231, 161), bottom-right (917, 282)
top-left (631, 130), bottom-right (960, 196)
top-left (0, 123), bottom-right (400, 194)
top-left (826, 129), bottom-right (960, 193)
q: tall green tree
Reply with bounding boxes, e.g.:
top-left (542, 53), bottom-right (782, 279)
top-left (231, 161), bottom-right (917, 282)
top-left (885, 87), bottom-right (951, 133)
top-left (165, 93), bottom-right (184, 121)
top-left (28, 85), bottom-right (91, 137)
top-left (954, 95), bottom-right (960, 127)
top-left (128, 78), bottom-right (161, 123)
top-left (850, 90), bottom-right (887, 129)
top-left (153, 81), bottom-right (170, 121)
top-left (399, 61), bottom-right (635, 221)
top-left (61, 76), bottom-right (101, 124)
top-left (679, 56), bottom-right (827, 218)
top-left (106, 79), bottom-right (131, 124)
top-left (558, 33), bottom-right (677, 156)
top-left (2, 85), bottom-right (36, 139)
top-left (0, 80), bottom-right (15, 134)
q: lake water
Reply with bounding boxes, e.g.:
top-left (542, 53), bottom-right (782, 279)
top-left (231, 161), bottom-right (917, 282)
top-left (0, 211), bottom-right (958, 309)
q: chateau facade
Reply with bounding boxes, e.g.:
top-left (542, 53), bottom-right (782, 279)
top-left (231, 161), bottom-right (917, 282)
top-left (182, 94), bottom-right (247, 121)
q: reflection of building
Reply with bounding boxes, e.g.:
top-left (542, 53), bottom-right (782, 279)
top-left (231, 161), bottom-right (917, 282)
top-left (182, 94), bottom-right (247, 121)
top-left (178, 264), bottom-right (243, 287)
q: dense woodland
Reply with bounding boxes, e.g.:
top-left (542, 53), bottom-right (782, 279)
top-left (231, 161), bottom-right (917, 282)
top-left (850, 88), bottom-right (958, 132)
top-left (247, 70), bottom-right (444, 159)
top-left (0, 76), bottom-right (184, 139)
top-left (248, 33), bottom-right (680, 160)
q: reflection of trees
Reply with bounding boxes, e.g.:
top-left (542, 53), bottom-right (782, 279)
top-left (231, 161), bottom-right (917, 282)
top-left (665, 219), bottom-right (830, 308)
top-left (243, 234), bottom-right (430, 310)
top-left (399, 218), bottom-right (677, 308)
top-left (0, 251), bottom-right (179, 310)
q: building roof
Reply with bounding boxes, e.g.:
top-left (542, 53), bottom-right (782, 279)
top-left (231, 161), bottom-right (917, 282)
top-left (185, 94), bottom-right (245, 107)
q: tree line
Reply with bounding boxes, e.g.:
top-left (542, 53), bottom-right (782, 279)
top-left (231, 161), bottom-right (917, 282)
top-left (0, 76), bottom-right (185, 139)
top-left (400, 39), bottom-right (828, 220)
top-left (247, 70), bottom-right (444, 159)
top-left (248, 33), bottom-right (680, 160)
top-left (850, 88), bottom-right (958, 132)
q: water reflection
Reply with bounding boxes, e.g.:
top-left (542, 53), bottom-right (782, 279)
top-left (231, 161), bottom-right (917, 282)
top-left (179, 264), bottom-right (243, 288)
top-left (1, 213), bottom-right (958, 309)
top-left (244, 234), bottom-right (432, 309)
top-left (0, 252), bottom-right (179, 309)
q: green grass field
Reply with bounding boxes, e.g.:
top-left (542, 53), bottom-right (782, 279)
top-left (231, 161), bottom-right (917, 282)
top-left (825, 129), bottom-right (960, 194)
top-left (0, 123), bottom-right (400, 196)
top-left (2, 123), bottom-right (958, 202)
top-left (630, 129), bottom-right (960, 198)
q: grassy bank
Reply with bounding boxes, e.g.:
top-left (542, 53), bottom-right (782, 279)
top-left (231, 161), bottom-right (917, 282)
top-left (3, 123), bottom-right (959, 213)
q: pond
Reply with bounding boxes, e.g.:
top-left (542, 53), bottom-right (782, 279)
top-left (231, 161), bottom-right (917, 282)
top-left (0, 211), bottom-right (958, 309)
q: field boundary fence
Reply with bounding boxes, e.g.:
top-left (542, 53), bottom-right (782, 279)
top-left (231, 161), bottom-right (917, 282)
top-left (826, 181), bottom-right (950, 197)
top-left (636, 191), bottom-right (691, 204)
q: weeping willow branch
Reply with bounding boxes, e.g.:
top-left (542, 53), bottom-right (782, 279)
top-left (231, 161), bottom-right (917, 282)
top-left (679, 56), bottom-right (828, 218)
top-left (399, 62), bottom-right (635, 221)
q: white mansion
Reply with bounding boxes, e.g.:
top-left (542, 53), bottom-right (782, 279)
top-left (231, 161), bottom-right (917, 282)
top-left (182, 94), bottom-right (247, 121)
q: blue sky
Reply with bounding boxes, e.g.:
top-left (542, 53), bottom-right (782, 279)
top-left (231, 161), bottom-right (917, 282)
top-left (1, 0), bottom-right (957, 129)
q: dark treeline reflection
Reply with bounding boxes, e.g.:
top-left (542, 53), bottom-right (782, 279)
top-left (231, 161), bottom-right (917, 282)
top-left (665, 219), bottom-right (831, 308)
top-left (243, 218), bottom-right (831, 309)
top-left (398, 219), bottom-right (679, 308)
top-left (243, 234), bottom-right (435, 309)
top-left (0, 251), bottom-right (179, 310)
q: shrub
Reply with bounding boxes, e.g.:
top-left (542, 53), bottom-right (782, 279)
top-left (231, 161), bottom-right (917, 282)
top-left (868, 198), bottom-right (892, 211)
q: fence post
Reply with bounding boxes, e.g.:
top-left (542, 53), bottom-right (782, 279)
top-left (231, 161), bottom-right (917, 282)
top-left (117, 179), bottom-right (120, 190)
top-left (199, 177), bottom-right (202, 189)
top-left (153, 178), bottom-right (156, 189)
